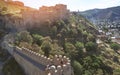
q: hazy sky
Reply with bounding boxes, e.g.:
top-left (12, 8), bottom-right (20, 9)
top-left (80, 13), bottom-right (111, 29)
top-left (14, 0), bottom-right (120, 11)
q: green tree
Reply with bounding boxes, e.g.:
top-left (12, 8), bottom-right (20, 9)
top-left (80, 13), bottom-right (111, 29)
top-left (85, 42), bottom-right (97, 52)
top-left (75, 42), bottom-right (84, 58)
top-left (31, 44), bottom-right (41, 52)
top-left (17, 31), bottom-right (33, 44)
top-left (82, 55), bottom-right (102, 75)
top-left (41, 37), bottom-right (52, 57)
top-left (65, 42), bottom-right (77, 59)
top-left (32, 34), bottom-right (43, 46)
top-left (41, 41), bottom-right (51, 57)
top-left (50, 26), bottom-right (57, 37)
top-left (75, 42), bottom-right (84, 50)
top-left (50, 43), bottom-right (64, 56)
top-left (82, 31), bottom-right (88, 43)
top-left (19, 42), bottom-right (32, 50)
top-left (73, 60), bottom-right (83, 75)
top-left (87, 33), bottom-right (95, 42)
top-left (110, 43), bottom-right (120, 50)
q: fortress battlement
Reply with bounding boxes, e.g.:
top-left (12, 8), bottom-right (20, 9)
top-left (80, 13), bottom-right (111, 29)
top-left (2, 41), bottom-right (73, 75)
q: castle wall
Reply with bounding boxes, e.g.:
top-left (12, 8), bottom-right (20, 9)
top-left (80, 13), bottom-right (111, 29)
top-left (13, 49), bottom-right (47, 75)
top-left (0, 4), bottom-right (70, 32)
top-left (2, 41), bottom-right (73, 75)
top-left (21, 4), bottom-right (70, 29)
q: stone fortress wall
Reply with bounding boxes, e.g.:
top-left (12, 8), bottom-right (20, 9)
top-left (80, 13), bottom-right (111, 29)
top-left (1, 1), bottom-right (73, 75)
top-left (2, 41), bottom-right (73, 75)
top-left (0, 3), bottom-right (70, 31)
top-left (21, 4), bottom-right (70, 29)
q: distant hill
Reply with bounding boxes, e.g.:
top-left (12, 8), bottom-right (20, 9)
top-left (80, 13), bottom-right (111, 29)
top-left (80, 6), bottom-right (120, 28)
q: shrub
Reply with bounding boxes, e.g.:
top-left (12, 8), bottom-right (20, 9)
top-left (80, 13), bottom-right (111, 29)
top-left (85, 42), bottom-right (97, 52)
top-left (19, 42), bottom-right (32, 50)
top-left (75, 42), bottom-right (84, 50)
top-left (41, 39), bottom-right (52, 57)
top-left (65, 42), bottom-right (77, 59)
top-left (110, 43), bottom-right (120, 50)
top-left (16, 31), bottom-right (33, 44)
top-left (73, 60), bottom-right (83, 75)
top-left (50, 43), bottom-right (64, 56)
top-left (113, 69), bottom-right (120, 75)
top-left (32, 34), bottom-right (43, 46)
top-left (75, 42), bottom-right (84, 57)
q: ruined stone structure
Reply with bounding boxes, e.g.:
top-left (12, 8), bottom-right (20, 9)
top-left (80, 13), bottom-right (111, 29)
top-left (0, 3), bottom-right (73, 74)
top-left (21, 4), bottom-right (70, 29)
top-left (2, 40), bottom-right (73, 75)
top-left (0, 4), bottom-right (69, 31)
top-left (4, 0), bottom-right (24, 6)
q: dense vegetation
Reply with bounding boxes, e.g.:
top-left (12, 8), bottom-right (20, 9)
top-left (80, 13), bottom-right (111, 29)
top-left (12, 13), bottom-right (120, 75)
top-left (110, 43), bottom-right (120, 51)
top-left (0, 0), bottom-right (120, 75)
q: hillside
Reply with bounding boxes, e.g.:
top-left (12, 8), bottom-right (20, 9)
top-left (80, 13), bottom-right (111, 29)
top-left (81, 6), bottom-right (120, 28)
top-left (0, 1), bottom-right (120, 75)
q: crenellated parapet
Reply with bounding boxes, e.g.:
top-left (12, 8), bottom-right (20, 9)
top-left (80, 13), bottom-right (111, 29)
top-left (2, 41), bottom-right (73, 75)
top-left (16, 47), bottom-right (72, 75)
top-left (19, 47), bottom-right (53, 66)
top-left (46, 55), bottom-right (72, 75)
top-left (17, 47), bottom-right (72, 75)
